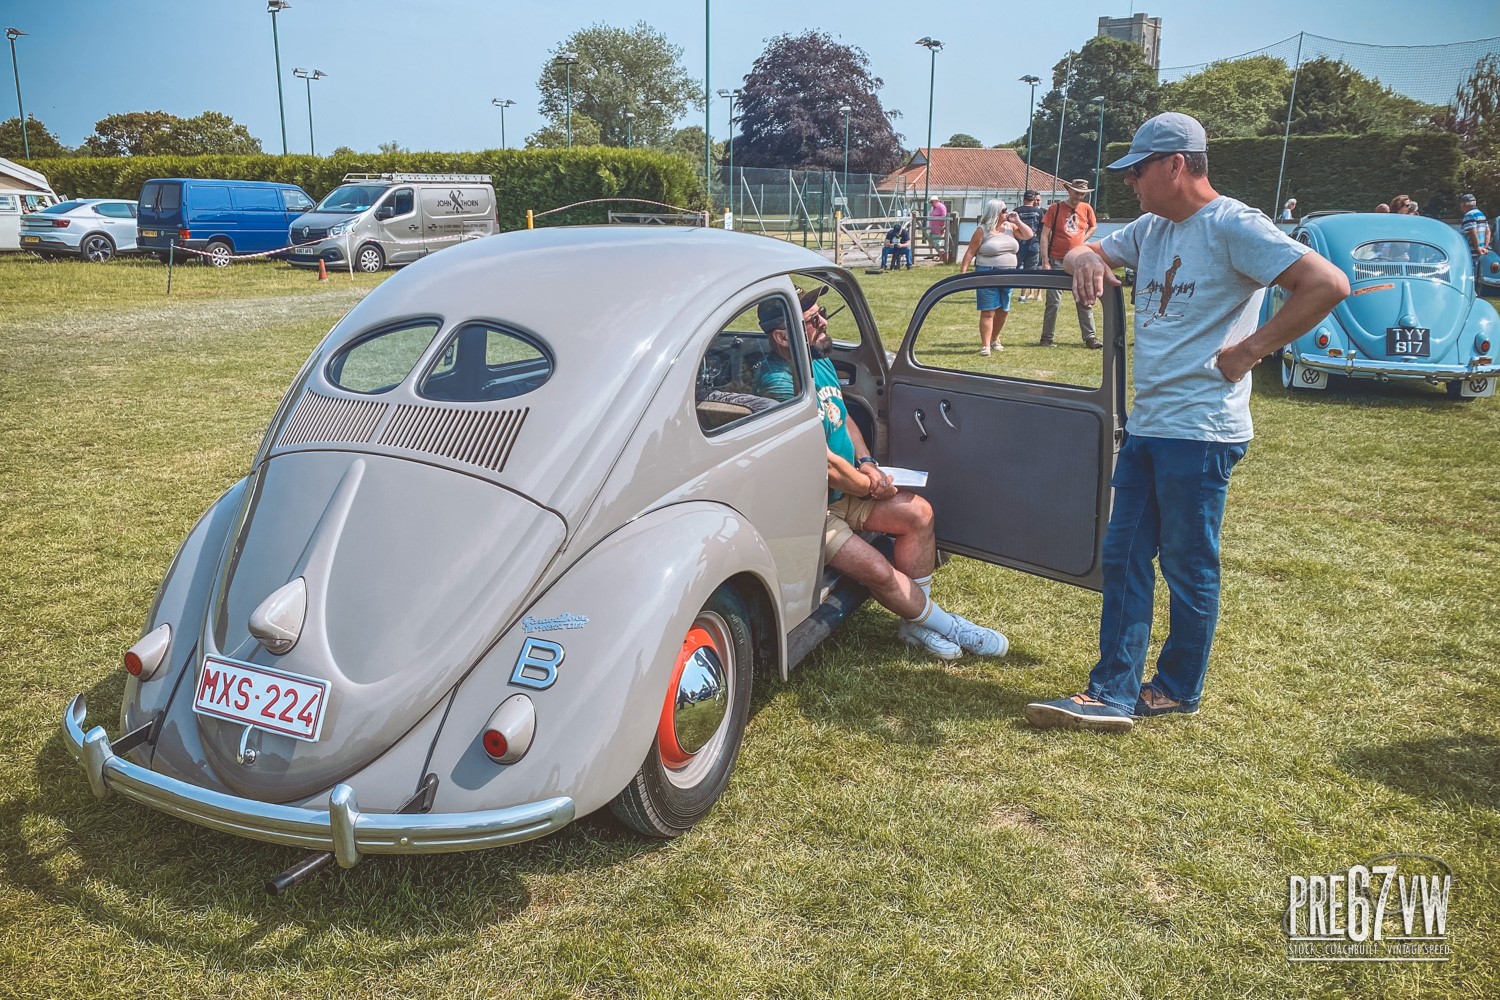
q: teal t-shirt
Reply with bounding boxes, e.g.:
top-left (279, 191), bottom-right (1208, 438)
top-left (756, 355), bottom-right (857, 502)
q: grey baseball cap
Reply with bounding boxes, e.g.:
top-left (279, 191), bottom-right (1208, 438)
top-left (1107, 112), bottom-right (1208, 171)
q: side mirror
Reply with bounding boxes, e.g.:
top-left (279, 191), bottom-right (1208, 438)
top-left (375, 205), bottom-right (394, 221)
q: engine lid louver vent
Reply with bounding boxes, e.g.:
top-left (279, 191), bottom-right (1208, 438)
top-left (379, 404), bottom-right (528, 473)
top-left (277, 391), bottom-right (388, 447)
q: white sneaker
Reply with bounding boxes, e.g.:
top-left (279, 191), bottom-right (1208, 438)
top-left (938, 614), bottom-right (1009, 657)
top-left (899, 621), bottom-right (961, 661)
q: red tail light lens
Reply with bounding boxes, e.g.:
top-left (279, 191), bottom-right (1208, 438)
top-left (51, 219), bottom-right (71, 228)
top-left (1316, 331), bottom-right (1330, 348)
top-left (124, 623), bottom-right (172, 681)
top-left (178, 228), bottom-right (191, 240)
top-left (482, 729), bottom-right (509, 759)
top-left (124, 651), bottom-right (145, 676)
top-left (1477, 336), bottom-right (1492, 354)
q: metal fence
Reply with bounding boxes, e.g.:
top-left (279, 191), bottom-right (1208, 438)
top-left (711, 166), bottom-right (915, 248)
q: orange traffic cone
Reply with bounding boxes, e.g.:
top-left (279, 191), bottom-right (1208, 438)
top-left (317, 259), bottom-right (328, 282)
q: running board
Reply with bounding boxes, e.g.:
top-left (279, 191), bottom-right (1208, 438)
top-left (784, 575), bottom-right (870, 676)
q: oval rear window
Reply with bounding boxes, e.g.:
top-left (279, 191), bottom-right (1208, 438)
top-left (419, 322), bottom-right (552, 402)
top-left (327, 319), bottom-right (441, 394)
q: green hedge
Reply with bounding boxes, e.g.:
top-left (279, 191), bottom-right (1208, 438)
top-left (1098, 132), bottom-right (1465, 220)
top-left (28, 148), bottom-right (704, 230)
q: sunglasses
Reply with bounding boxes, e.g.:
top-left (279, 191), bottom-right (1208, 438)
top-left (1123, 152), bottom-right (1174, 179)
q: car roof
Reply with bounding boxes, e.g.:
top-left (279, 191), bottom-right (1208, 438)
top-left (1300, 212), bottom-right (1468, 261)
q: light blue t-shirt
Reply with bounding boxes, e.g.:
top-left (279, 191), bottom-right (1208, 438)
top-left (1099, 196), bottom-right (1308, 442)
top-left (756, 355), bottom-right (855, 502)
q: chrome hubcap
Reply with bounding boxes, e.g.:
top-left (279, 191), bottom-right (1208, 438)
top-left (660, 611), bottom-right (735, 789)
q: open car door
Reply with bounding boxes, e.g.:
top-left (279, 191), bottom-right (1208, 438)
top-left (885, 269), bottom-right (1126, 590)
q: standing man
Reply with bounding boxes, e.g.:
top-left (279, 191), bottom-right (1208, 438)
top-left (1040, 179), bottom-right (1101, 347)
top-left (1024, 112), bottom-right (1348, 732)
top-left (1459, 193), bottom-right (1491, 274)
top-left (927, 196), bottom-right (949, 252)
top-left (755, 287), bottom-right (1008, 661)
top-left (1015, 190), bottom-right (1045, 302)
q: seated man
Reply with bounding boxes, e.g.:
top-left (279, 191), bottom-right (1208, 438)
top-left (880, 222), bottom-right (913, 270)
top-left (754, 286), bottom-right (1007, 660)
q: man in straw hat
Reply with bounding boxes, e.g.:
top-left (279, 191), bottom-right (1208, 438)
top-left (1039, 179), bottom-right (1102, 347)
top-left (1025, 112), bottom-right (1348, 732)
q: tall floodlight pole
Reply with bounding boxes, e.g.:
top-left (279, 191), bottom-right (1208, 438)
top-left (1020, 74), bottom-right (1040, 194)
top-left (1053, 52), bottom-right (1072, 201)
top-left (1091, 96), bottom-right (1105, 210)
top-left (491, 98), bottom-right (515, 149)
top-left (839, 104), bottom-right (853, 210)
top-left (716, 88), bottom-right (740, 213)
top-left (293, 68), bottom-right (326, 155)
top-left (916, 37), bottom-right (943, 219)
top-left (554, 52), bottom-right (578, 147)
top-left (704, 1), bottom-right (712, 210)
top-left (625, 111), bottom-right (635, 148)
top-left (4, 28), bottom-right (26, 160)
top-left (267, 2), bottom-right (290, 156)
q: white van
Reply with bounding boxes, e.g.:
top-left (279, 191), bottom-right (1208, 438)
top-left (288, 172), bottom-right (497, 272)
top-left (0, 187), bottom-right (62, 251)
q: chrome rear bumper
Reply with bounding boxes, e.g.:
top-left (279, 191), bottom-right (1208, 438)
top-left (1295, 355), bottom-right (1499, 381)
top-left (63, 695), bottom-right (574, 867)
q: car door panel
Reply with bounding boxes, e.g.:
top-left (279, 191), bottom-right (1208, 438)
top-left (885, 270), bottom-right (1125, 591)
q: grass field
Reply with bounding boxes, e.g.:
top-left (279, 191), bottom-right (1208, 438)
top-left (1, 249), bottom-right (1497, 999)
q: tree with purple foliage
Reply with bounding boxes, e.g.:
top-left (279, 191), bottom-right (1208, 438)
top-left (732, 31), bottom-right (904, 173)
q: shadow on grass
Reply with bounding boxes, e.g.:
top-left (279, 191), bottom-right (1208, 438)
top-left (1340, 734), bottom-right (1500, 812)
top-left (1250, 363), bottom-right (1469, 409)
top-left (2, 673), bottom-right (666, 963)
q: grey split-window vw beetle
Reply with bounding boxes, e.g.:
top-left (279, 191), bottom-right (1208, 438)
top-left (63, 227), bottom-right (1126, 890)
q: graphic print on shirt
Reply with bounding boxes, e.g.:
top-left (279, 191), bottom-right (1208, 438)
top-left (1137, 253), bottom-right (1196, 326)
top-left (819, 384), bottom-right (844, 431)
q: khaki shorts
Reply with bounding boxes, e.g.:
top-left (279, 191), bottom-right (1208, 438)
top-left (824, 494), bottom-right (876, 562)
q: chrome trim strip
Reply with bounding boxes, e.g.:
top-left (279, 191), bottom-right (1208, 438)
top-left (1296, 356), bottom-right (1499, 379)
top-left (64, 695), bottom-right (574, 867)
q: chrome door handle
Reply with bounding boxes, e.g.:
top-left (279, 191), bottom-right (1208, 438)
top-left (939, 399), bottom-right (956, 429)
top-left (913, 408), bottom-right (928, 442)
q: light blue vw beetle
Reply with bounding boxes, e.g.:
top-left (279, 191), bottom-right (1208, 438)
top-left (1270, 212), bottom-right (1499, 399)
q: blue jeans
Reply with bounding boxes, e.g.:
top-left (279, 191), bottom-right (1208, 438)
top-left (1087, 434), bottom-right (1249, 712)
top-left (882, 245), bottom-right (913, 268)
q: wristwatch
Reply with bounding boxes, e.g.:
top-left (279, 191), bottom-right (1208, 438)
top-left (856, 456), bottom-right (877, 466)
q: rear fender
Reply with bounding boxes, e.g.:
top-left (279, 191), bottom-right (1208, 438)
top-left (422, 501), bottom-right (783, 818)
top-left (122, 477), bottom-right (251, 741)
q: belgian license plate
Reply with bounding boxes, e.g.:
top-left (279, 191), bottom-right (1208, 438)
top-left (21, 235), bottom-right (38, 244)
top-left (1386, 327), bottom-right (1430, 357)
top-left (192, 655), bottom-right (329, 742)
top-left (294, 246), bottom-right (317, 255)
top-left (141, 229), bottom-right (158, 237)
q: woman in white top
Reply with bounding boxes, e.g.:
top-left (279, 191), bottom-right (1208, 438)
top-left (960, 198), bottom-right (1034, 356)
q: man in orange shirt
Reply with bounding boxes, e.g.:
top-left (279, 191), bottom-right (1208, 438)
top-left (1039, 179), bottom-right (1102, 348)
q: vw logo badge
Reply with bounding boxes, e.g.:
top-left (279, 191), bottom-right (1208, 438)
top-left (1300, 369), bottom-right (1321, 385)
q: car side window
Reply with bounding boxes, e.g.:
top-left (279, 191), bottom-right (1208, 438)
top-left (0, 194), bottom-right (18, 212)
top-left (386, 189), bottom-right (414, 217)
top-left (284, 190), bottom-right (314, 212)
top-left (419, 322), bottom-right (552, 402)
top-left (327, 319), bottom-right (442, 394)
top-left (695, 294), bottom-right (803, 433)
top-left (95, 203), bottom-right (133, 219)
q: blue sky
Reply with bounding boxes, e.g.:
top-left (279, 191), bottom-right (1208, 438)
top-left (5, 0), bottom-right (1497, 154)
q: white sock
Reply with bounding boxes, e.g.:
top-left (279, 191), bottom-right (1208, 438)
top-left (908, 596), bottom-right (959, 637)
top-left (913, 575), bottom-right (933, 599)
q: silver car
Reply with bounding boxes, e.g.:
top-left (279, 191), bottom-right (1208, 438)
top-left (20, 198), bottom-right (140, 262)
top-left (63, 227), bottom-right (1125, 890)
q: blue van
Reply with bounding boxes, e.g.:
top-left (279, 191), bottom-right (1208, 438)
top-left (136, 178), bottom-right (316, 266)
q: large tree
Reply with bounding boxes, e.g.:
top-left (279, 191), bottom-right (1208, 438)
top-left (733, 31), bottom-right (903, 173)
top-left (525, 113), bottom-right (603, 149)
top-left (0, 115), bottom-right (70, 159)
top-left (82, 110), bottom-right (262, 156)
top-left (538, 22), bottom-right (699, 148)
top-left (1439, 52), bottom-right (1500, 213)
top-left (1161, 56), bottom-right (1292, 138)
top-left (943, 133), bottom-right (983, 148)
top-left (1025, 36), bottom-right (1161, 185)
top-left (1262, 57), bottom-right (1372, 136)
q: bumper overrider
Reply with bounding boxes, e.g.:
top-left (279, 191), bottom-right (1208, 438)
top-left (1295, 354), bottom-right (1500, 381)
top-left (63, 695), bottom-right (574, 868)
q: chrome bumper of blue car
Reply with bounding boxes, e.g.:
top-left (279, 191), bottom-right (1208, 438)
top-left (63, 695), bottom-right (575, 868)
top-left (1295, 355), bottom-right (1499, 381)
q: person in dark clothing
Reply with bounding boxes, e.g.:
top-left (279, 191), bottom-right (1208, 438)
top-left (881, 222), bottom-right (913, 269)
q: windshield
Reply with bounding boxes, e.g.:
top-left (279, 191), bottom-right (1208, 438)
top-left (42, 200), bottom-right (89, 214)
top-left (315, 184), bottom-right (388, 213)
